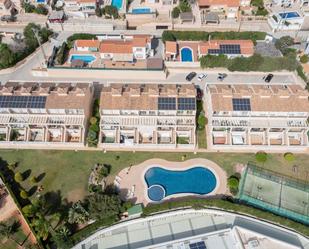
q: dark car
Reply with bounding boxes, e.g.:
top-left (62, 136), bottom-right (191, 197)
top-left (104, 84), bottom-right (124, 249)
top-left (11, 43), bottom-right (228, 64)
top-left (264, 74), bottom-right (274, 83)
top-left (218, 73), bottom-right (227, 81)
top-left (186, 72), bottom-right (196, 81)
top-left (1, 15), bottom-right (16, 22)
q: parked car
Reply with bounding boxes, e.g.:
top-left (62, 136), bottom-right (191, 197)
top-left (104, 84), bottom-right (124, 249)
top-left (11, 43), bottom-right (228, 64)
top-left (218, 73), bottom-right (227, 81)
top-left (186, 72), bottom-right (197, 81)
top-left (197, 73), bottom-right (207, 81)
top-left (264, 74), bottom-right (274, 83)
top-left (1, 15), bottom-right (16, 22)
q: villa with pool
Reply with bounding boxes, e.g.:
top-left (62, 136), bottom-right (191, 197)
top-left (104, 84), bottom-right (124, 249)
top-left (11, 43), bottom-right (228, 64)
top-left (115, 158), bottom-right (227, 205)
top-left (165, 40), bottom-right (254, 62)
top-left (65, 34), bottom-right (163, 70)
top-left (268, 11), bottom-right (304, 31)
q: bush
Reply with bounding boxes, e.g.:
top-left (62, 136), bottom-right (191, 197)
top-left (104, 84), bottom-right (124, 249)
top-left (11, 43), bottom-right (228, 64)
top-left (284, 152), bottom-right (295, 162)
top-left (275, 36), bottom-right (294, 55)
top-left (227, 176), bottom-right (239, 195)
top-left (300, 54), bottom-right (309, 64)
top-left (34, 4), bottom-right (48, 15)
top-left (20, 190), bottom-right (28, 199)
top-left (200, 54), bottom-right (230, 68)
top-left (56, 42), bottom-right (69, 65)
top-left (67, 33), bottom-right (97, 49)
top-left (30, 176), bottom-right (37, 184)
top-left (255, 151), bottom-right (267, 164)
top-left (179, 0), bottom-right (191, 12)
top-left (90, 117), bottom-right (97, 125)
top-left (197, 114), bottom-right (207, 130)
top-left (14, 172), bottom-right (24, 183)
top-left (104, 5), bottom-right (119, 19)
top-left (172, 7), bottom-right (180, 18)
top-left (99, 166), bottom-right (109, 177)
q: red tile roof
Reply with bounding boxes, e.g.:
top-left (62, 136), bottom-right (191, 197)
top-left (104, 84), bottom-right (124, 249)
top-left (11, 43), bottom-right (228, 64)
top-left (198, 0), bottom-right (240, 7)
top-left (75, 40), bottom-right (100, 48)
top-left (199, 40), bottom-right (254, 55)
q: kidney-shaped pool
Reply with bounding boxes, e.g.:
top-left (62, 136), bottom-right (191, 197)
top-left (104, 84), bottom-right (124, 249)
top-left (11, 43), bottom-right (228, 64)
top-left (144, 167), bottom-right (217, 202)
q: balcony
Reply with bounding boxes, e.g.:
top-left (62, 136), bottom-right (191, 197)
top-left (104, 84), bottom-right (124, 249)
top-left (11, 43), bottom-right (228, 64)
top-left (10, 128), bottom-right (26, 142)
top-left (29, 128), bottom-right (44, 142)
top-left (66, 128), bottom-right (81, 143)
top-left (47, 128), bottom-right (63, 142)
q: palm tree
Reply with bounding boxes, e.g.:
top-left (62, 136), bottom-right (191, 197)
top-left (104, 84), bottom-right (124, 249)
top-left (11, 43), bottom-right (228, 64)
top-left (68, 202), bottom-right (89, 224)
top-left (31, 214), bottom-right (50, 241)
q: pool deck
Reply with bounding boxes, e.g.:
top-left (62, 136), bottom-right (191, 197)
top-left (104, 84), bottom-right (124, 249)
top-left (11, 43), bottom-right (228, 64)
top-left (116, 158), bottom-right (228, 205)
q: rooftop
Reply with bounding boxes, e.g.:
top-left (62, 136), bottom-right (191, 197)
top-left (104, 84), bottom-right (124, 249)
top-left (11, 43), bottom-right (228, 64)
top-left (100, 84), bottom-right (196, 111)
top-left (208, 84), bottom-right (309, 113)
top-left (199, 40), bottom-right (254, 55)
top-left (0, 82), bottom-right (93, 111)
top-left (198, 0), bottom-right (240, 7)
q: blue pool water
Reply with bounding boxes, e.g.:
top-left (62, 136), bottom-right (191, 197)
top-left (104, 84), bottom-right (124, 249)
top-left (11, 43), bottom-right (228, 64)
top-left (279, 12), bottom-right (300, 19)
top-left (70, 55), bottom-right (96, 63)
top-left (181, 48), bottom-right (193, 62)
top-left (145, 167), bottom-right (217, 202)
top-left (112, 0), bottom-right (123, 10)
top-left (36, 0), bottom-right (46, 3)
top-left (132, 8), bottom-right (151, 14)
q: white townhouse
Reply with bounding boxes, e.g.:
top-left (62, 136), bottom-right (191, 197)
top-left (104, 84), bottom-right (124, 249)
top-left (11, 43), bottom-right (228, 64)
top-left (0, 82), bottom-right (93, 148)
top-left (99, 84), bottom-right (197, 149)
top-left (205, 84), bottom-right (309, 151)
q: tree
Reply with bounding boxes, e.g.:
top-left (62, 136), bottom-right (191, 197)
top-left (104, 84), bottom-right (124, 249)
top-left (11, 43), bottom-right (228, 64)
top-left (86, 192), bottom-right (122, 220)
top-left (30, 176), bottom-right (38, 184)
top-left (23, 2), bottom-right (36, 13)
top-left (14, 172), bottom-right (24, 182)
top-left (68, 202), bottom-right (89, 224)
top-left (300, 54), bottom-right (309, 64)
top-left (52, 226), bottom-right (73, 249)
top-left (0, 44), bottom-right (15, 69)
top-left (275, 36), bottom-right (294, 55)
top-left (34, 4), bottom-right (48, 15)
top-left (179, 0), bottom-right (191, 13)
top-left (31, 214), bottom-right (50, 240)
top-left (284, 152), bottom-right (295, 162)
top-left (23, 23), bottom-right (41, 51)
top-left (20, 190), bottom-right (29, 199)
top-left (104, 5), bottom-right (118, 19)
top-left (99, 165), bottom-right (109, 177)
top-left (22, 204), bottom-right (37, 217)
top-left (0, 220), bottom-right (19, 240)
top-left (95, 6), bottom-right (102, 17)
top-left (227, 176), bottom-right (239, 195)
top-left (90, 116), bottom-right (97, 125)
top-left (172, 7), bottom-right (180, 18)
top-left (255, 151), bottom-right (267, 164)
top-left (198, 114), bottom-right (207, 130)
top-left (87, 129), bottom-right (98, 147)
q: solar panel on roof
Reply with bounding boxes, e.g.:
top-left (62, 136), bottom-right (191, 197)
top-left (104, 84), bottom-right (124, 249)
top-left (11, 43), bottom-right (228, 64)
top-left (158, 97), bottom-right (176, 110)
top-left (208, 44), bottom-right (241, 55)
top-left (178, 98), bottom-right (196, 110)
top-left (189, 241), bottom-right (207, 249)
top-left (0, 96), bottom-right (46, 109)
top-left (232, 98), bottom-right (251, 111)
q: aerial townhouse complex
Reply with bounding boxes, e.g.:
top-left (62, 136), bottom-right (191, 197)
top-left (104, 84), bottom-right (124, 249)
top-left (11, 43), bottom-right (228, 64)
top-left (99, 84), bottom-right (197, 149)
top-left (0, 82), bottom-right (93, 148)
top-left (165, 40), bottom-right (254, 62)
top-left (205, 84), bottom-right (309, 151)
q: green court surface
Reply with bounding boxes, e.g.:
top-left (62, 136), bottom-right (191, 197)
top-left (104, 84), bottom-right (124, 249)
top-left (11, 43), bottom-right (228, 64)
top-left (239, 165), bottom-right (309, 225)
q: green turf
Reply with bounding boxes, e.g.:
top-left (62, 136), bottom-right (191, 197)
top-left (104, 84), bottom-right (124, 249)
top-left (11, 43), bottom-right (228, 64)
top-left (0, 149), bottom-right (308, 202)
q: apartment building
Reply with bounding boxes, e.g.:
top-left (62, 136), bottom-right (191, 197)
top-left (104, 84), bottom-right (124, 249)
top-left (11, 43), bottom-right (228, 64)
top-left (0, 82), bottom-right (93, 148)
top-left (205, 84), bottom-right (309, 151)
top-left (165, 40), bottom-right (254, 62)
top-left (99, 84), bottom-right (197, 149)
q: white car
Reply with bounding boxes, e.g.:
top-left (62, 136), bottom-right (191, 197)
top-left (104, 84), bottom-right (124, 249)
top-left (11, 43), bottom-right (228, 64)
top-left (197, 73), bottom-right (207, 81)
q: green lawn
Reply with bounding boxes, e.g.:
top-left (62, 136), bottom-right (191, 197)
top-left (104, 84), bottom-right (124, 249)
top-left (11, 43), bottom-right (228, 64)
top-left (0, 222), bottom-right (28, 249)
top-left (0, 149), bottom-right (308, 202)
top-left (197, 128), bottom-right (207, 149)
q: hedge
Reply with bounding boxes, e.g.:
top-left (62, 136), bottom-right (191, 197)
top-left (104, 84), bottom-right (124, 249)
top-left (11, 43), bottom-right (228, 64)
top-left (67, 33), bottom-right (97, 49)
top-left (162, 31), bottom-right (266, 43)
top-left (142, 198), bottom-right (309, 237)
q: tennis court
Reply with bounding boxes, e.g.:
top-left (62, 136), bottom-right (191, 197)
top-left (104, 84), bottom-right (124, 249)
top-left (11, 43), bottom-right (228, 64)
top-left (239, 164), bottom-right (309, 225)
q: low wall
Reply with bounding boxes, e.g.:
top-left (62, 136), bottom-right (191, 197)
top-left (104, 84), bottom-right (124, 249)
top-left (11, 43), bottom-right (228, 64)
top-left (45, 67), bottom-right (167, 80)
top-left (48, 22), bottom-right (116, 32)
top-left (165, 61), bottom-right (200, 68)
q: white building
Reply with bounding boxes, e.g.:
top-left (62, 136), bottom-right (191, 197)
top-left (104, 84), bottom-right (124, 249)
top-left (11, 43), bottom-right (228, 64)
top-left (99, 84), bottom-right (197, 149)
top-left (205, 84), bottom-right (309, 151)
top-left (0, 82), bottom-right (93, 148)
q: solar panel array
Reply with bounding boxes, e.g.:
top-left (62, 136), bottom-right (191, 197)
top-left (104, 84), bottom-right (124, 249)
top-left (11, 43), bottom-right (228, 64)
top-left (189, 241), bottom-right (207, 249)
top-left (0, 96), bottom-right (47, 109)
top-left (158, 97), bottom-right (176, 110)
top-left (208, 44), bottom-right (241, 55)
top-left (158, 97), bottom-right (196, 111)
top-left (178, 97), bottom-right (196, 110)
top-left (232, 98), bottom-right (251, 111)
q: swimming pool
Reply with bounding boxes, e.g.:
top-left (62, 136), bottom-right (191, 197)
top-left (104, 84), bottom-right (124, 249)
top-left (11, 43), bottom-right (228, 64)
top-left (70, 55), bottom-right (96, 64)
top-left (181, 47), bottom-right (193, 62)
top-left (278, 12), bottom-right (300, 19)
top-left (112, 0), bottom-right (123, 10)
top-left (145, 167), bottom-right (217, 202)
top-left (132, 8), bottom-right (152, 14)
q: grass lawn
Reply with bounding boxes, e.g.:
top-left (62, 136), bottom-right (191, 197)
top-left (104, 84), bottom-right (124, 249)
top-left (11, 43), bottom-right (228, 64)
top-left (0, 222), bottom-right (28, 249)
top-left (0, 149), bottom-right (308, 202)
top-left (197, 128), bottom-right (207, 149)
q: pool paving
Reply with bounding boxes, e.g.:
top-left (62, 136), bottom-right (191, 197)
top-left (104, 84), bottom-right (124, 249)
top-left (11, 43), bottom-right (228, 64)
top-left (117, 158), bottom-right (227, 205)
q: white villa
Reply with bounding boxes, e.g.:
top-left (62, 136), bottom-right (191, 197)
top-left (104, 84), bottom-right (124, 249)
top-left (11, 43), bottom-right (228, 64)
top-left (205, 84), bottom-right (309, 151)
top-left (99, 84), bottom-right (197, 149)
top-left (0, 82), bottom-right (93, 148)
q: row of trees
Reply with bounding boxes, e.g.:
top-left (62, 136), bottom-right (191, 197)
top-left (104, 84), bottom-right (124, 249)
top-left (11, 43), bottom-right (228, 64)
top-left (23, 3), bottom-right (49, 15)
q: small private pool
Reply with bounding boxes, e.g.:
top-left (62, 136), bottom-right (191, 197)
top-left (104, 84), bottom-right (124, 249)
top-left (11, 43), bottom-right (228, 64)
top-left (112, 0), bottom-right (123, 10)
top-left (181, 47), bottom-right (193, 62)
top-left (70, 54), bottom-right (96, 64)
top-left (145, 167), bottom-right (217, 202)
top-left (131, 8), bottom-right (152, 14)
top-left (278, 11), bottom-right (300, 19)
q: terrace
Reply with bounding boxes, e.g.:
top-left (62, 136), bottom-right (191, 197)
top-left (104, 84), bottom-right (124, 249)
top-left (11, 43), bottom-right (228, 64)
top-left (47, 127), bottom-right (64, 142)
top-left (66, 127), bottom-right (82, 143)
top-left (28, 126), bottom-right (45, 142)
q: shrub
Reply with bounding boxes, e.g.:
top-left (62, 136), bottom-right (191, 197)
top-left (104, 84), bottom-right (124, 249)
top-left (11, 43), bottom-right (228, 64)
top-left (197, 114), bottom-right (207, 130)
top-left (22, 204), bottom-right (36, 217)
top-left (172, 7), bottom-right (180, 18)
top-left (99, 166), bottom-right (109, 177)
top-left (275, 36), bottom-right (294, 55)
top-left (104, 5), bottom-right (119, 19)
top-left (30, 176), bottom-right (37, 184)
top-left (179, 0), bottom-right (191, 12)
top-left (300, 54), bottom-right (309, 64)
top-left (284, 152), bottom-right (295, 162)
top-left (14, 172), bottom-right (24, 183)
top-left (90, 117), bottom-right (97, 125)
top-left (255, 151), bottom-right (267, 164)
top-left (227, 176), bottom-right (239, 195)
top-left (20, 190), bottom-right (28, 199)
top-left (34, 4), bottom-right (48, 15)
